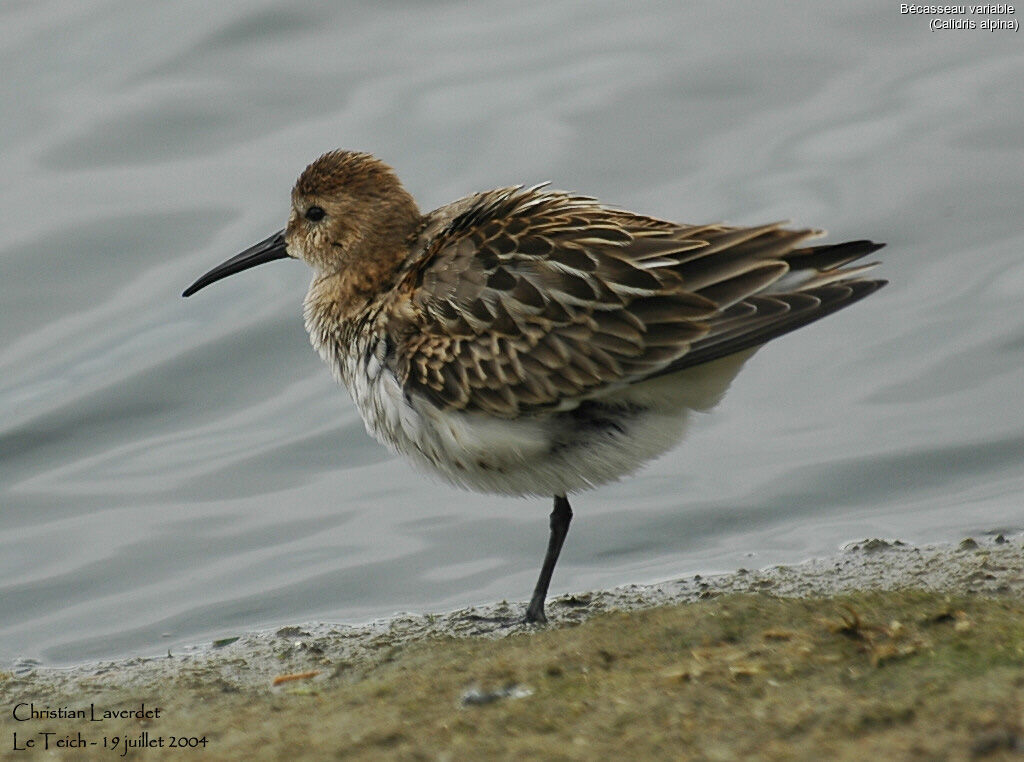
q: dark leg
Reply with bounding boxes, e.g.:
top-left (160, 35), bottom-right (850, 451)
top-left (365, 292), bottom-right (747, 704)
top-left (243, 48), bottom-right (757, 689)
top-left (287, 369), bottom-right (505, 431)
top-left (525, 494), bottom-right (573, 624)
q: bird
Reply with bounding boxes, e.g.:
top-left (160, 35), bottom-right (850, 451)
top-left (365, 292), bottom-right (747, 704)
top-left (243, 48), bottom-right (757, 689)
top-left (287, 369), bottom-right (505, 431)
top-left (183, 150), bottom-right (886, 624)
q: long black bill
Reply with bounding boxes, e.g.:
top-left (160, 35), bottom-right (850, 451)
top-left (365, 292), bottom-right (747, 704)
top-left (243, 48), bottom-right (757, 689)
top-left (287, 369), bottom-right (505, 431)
top-left (182, 229), bottom-right (289, 297)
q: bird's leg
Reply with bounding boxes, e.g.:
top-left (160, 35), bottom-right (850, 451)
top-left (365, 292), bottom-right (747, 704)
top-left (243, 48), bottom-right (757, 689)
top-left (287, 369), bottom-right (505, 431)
top-left (525, 494), bottom-right (573, 624)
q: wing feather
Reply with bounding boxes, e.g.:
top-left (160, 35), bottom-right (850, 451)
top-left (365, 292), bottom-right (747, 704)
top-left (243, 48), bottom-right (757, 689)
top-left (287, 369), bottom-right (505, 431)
top-left (386, 187), bottom-right (884, 417)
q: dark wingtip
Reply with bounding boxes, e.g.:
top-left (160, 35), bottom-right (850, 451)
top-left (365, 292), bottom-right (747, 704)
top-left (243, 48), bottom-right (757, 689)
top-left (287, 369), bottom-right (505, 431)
top-left (837, 239), bottom-right (886, 255)
top-left (788, 239), bottom-right (887, 272)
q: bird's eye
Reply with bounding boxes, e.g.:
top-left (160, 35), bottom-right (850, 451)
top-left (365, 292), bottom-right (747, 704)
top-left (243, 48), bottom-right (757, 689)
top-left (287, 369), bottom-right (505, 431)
top-left (305, 206), bottom-right (326, 222)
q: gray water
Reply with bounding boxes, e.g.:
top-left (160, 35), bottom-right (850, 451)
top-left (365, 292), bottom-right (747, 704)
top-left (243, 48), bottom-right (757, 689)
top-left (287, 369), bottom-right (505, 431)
top-left (2, 0), bottom-right (1022, 666)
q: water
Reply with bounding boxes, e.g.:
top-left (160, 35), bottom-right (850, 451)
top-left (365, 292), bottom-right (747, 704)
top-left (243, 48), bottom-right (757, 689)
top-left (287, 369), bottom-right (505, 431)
top-left (1, 0), bottom-right (1022, 666)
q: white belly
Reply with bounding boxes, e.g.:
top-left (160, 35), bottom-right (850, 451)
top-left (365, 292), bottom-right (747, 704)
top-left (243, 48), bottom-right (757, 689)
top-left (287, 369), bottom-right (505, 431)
top-left (354, 376), bottom-right (692, 496)
top-left (329, 335), bottom-right (754, 497)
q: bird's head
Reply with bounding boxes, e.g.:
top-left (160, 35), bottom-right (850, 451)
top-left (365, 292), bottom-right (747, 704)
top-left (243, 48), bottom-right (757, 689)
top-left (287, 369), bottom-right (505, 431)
top-left (183, 150), bottom-right (420, 298)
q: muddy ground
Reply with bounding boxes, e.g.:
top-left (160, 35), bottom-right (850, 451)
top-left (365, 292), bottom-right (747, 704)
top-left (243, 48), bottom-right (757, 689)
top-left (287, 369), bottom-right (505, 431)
top-left (2, 534), bottom-right (1022, 761)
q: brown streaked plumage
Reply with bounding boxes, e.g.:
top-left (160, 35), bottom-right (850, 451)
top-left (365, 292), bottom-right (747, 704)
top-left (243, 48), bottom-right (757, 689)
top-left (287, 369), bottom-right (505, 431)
top-left (183, 150), bottom-right (886, 624)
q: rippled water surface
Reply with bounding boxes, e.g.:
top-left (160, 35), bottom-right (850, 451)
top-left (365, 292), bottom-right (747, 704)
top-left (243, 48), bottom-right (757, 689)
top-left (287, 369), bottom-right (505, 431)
top-left (2, 0), bottom-right (1022, 665)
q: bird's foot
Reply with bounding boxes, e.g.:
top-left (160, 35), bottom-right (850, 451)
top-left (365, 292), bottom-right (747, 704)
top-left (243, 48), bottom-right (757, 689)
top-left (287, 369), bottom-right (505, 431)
top-left (524, 599), bottom-right (547, 625)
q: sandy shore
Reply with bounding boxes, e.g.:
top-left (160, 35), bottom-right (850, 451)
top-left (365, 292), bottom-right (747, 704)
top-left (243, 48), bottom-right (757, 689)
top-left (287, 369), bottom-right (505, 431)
top-left (2, 533), bottom-right (1022, 760)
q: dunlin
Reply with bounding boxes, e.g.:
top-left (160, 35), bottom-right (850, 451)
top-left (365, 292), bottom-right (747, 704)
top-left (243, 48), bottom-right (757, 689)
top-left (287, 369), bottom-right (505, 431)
top-left (183, 150), bottom-right (885, 623)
